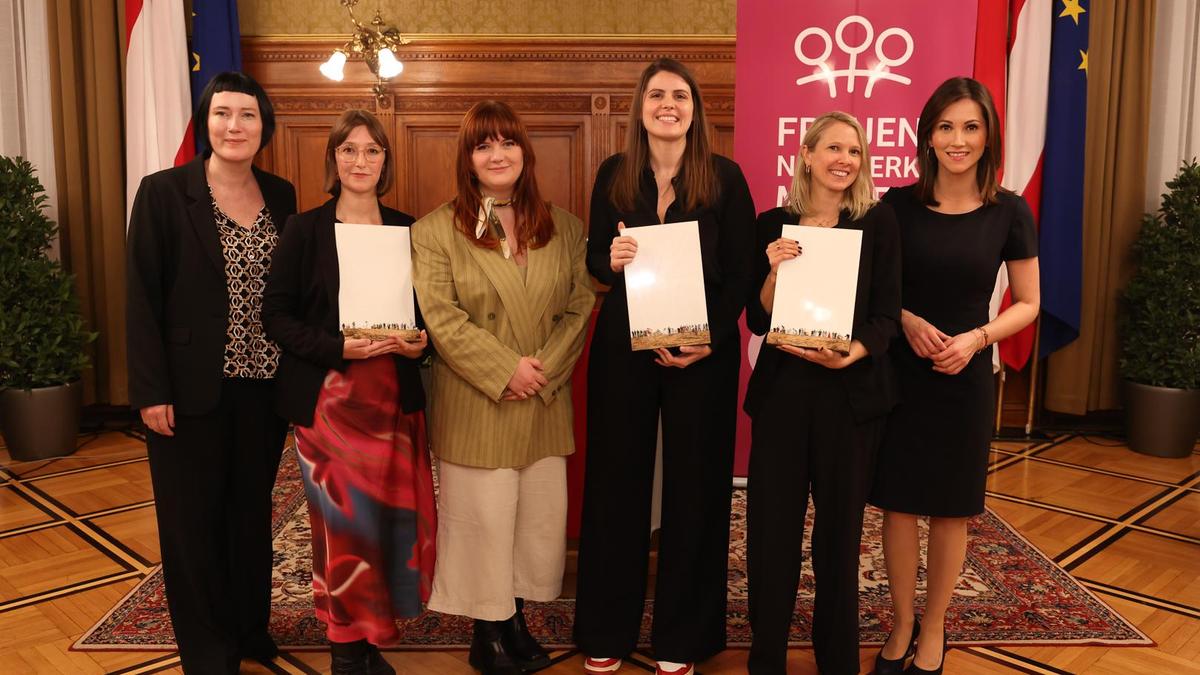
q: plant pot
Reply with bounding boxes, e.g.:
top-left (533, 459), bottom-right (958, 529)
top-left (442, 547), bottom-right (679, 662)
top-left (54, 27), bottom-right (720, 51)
top-left (0, 381), bottom-right (83, 461)
top-left (1121, 379), bottom-right (1200, 458)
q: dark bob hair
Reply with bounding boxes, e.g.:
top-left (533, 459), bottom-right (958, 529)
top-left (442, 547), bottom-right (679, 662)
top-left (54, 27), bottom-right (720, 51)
top-left (914, 76), bottom-right (1004, 206)
top-left (192, 71), bottom-right (276, 154)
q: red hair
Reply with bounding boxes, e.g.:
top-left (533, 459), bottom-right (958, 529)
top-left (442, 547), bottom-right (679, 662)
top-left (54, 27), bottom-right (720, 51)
top-left (452, 100), bottom-right (555, 250)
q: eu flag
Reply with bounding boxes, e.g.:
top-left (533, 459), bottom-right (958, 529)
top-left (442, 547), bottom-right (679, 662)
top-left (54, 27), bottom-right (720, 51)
top-left (190, 0), bottom-right (243, 152)
top-left (1038, 0), bottom-right (1088, 358)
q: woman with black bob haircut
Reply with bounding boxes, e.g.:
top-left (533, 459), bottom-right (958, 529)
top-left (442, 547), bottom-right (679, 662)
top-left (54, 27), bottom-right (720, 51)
top-left (574, 58), bottom-right (756, 675)
top-left (264, 108), bottom-right (436, 675)
top-left (870, 77), bottom-right (1039, 674)
top-left (126, 71), bottom-right (296, 673)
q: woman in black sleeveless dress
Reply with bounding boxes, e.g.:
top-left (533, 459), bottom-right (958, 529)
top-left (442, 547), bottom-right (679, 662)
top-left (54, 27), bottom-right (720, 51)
top-left (869, 78), bottom-right (1040, 674)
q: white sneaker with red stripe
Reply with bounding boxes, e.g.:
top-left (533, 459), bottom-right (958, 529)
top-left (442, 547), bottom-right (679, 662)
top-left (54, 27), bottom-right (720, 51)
top-left (655, 661), bottom-right (694, 675)
top-left (583, 656), bottom-right (622, 672)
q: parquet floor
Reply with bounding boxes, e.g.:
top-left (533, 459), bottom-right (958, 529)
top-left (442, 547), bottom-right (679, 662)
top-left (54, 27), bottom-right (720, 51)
top-left (0, 429), bottom-right (1197, 674)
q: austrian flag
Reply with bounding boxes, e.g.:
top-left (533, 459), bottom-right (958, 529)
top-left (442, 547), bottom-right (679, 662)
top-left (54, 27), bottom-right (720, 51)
top-left (124, 0), bottom-right (193, 223)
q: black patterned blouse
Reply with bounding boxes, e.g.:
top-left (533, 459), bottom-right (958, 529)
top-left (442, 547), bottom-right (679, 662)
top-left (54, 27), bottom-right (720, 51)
top-left (212, 191), bottom-right (282, 378)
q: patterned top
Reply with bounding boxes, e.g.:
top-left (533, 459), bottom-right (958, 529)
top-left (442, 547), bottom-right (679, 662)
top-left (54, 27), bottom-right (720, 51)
top-left (212, 190), bottom-right (282, 378)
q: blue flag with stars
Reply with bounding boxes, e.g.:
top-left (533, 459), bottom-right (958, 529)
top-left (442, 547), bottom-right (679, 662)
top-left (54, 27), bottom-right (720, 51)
top-left (190, 0), bottom-right (243, 151)
top-left (1038, 0), bottom-right (1088, 358)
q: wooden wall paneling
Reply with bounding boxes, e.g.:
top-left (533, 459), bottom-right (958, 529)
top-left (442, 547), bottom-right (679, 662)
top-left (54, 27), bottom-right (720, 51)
top-left (395, 115), bottom-right (462, 218)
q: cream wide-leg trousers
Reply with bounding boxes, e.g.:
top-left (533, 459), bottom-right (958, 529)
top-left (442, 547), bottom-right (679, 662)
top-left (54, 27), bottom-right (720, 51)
top-left (427, 455), bottom-right (567, 621)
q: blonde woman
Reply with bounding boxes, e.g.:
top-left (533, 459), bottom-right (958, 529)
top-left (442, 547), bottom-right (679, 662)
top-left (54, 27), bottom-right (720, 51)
top-left (743, 111), bottom-right (901, 674)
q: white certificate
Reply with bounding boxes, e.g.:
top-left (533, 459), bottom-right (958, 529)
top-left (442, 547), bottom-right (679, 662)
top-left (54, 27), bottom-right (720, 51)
top-left (335, 222), bottom-right (420, 340)
top-left (623, 220), bottom-right (710, 351)
top-left (767, 224), bottom-right (862, 354)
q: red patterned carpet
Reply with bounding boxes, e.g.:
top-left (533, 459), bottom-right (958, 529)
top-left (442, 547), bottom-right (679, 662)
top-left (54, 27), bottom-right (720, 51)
top-left (74, 449), bottom-right (1150, 651)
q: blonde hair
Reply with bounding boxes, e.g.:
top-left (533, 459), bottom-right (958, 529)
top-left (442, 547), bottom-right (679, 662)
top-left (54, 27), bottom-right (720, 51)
top-left (785, 111), bottom-right (876, 220)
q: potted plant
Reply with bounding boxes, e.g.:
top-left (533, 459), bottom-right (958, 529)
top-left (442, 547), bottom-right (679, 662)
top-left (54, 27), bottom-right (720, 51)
top-left (0, 155), bottom-right (96, 460)
top-left (1119, 158), bottom-right (1200, 458)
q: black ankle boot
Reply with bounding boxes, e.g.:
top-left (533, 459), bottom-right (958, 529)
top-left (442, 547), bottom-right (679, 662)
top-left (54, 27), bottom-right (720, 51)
top-left (501, 598), bottom-right (552, 671)
top-left (469, 619), bottom-right (523, 674)
top-left (365, 643), bottom-right (396, 675)
top-left (330, 639), bottom-right (369, 675)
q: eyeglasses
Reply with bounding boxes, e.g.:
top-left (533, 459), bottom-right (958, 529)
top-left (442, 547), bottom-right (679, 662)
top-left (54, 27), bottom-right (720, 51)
top-left (336, 143), bottom-right (386, 163)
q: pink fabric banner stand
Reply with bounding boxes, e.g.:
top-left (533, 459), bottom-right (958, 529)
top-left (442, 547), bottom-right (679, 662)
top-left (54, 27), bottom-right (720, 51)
top-left (732, 1), bottom-right (979, 476)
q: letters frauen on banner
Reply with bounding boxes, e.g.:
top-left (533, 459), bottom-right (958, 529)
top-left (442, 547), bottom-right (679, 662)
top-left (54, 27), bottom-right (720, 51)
top-left (623, 221), bottom-right (710, 352)
top-left (767, 225), bottom-right (862, 354)
top-left (335, 222), bottom-right (421, 340)
top-left (734, 1), bottom-right (979, 212)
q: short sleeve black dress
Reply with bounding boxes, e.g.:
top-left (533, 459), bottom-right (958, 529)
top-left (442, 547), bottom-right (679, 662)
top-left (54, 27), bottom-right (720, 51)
top-left (869, 184), bottom-right (1037, 517)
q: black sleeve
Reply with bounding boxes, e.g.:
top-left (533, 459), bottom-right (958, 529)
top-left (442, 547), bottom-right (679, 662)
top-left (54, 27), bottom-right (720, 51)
top-left (586, 156), bottom-right (621, 287)
top-left (262, 215), bottom-right (345, 370)
top-left (745, 209), bottom-right (782, 336)
top-left (1002, 193), bottom-right (1039, 260)
top-left (710, 158), bottom-right (758, 347)
top-left (125, 176), bottom-right (172, 410)
top-left (854, 204), bottom-right (902, 357)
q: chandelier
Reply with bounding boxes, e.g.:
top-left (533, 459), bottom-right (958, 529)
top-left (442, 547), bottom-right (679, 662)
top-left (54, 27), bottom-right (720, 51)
top-left (319, 0), bottom-right (410, 105)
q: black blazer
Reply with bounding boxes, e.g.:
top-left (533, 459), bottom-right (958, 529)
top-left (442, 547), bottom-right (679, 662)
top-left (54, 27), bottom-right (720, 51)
top-left (126, 155), bottom-right (297, 414)
top-left (262, 198), bottom-right (426, 427)
top-left (586, 153), bottom-right (757, 351)
top-left (742, 202), bottom-right (902, 424)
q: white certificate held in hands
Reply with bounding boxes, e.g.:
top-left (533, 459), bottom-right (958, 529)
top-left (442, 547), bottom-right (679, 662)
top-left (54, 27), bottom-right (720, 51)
top-left (335, 222), bottom-right (420, 341)
top-left (623, 220), bottom-right (710, 351)
top-left (767, 224), bottom-right (862, 354)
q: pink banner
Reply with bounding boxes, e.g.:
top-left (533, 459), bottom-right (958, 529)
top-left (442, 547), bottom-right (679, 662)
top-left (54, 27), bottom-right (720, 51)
top-left (732, 1), bottom-right (979, 475)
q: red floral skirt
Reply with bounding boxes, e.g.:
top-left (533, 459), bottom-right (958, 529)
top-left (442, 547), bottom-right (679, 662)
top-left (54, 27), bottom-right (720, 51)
top-left (293, 357), bottom-right (436, 645)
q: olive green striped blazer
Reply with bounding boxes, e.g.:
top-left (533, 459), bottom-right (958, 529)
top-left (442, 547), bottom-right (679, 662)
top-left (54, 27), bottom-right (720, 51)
top-left (411, 202), bottom-right (595, 469)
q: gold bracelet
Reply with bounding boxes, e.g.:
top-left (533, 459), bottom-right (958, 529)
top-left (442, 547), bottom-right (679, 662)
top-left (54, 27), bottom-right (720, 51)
top-left (975, 326), bottom-right (990, 352)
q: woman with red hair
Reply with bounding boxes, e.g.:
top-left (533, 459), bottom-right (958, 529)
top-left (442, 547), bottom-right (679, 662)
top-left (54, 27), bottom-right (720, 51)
top-left (411, 100), bottom-right (594, 675)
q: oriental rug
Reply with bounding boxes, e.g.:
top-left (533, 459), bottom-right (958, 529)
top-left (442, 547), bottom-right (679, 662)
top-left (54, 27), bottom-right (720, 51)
top-left (74, 449), bottom-right (1151, 651)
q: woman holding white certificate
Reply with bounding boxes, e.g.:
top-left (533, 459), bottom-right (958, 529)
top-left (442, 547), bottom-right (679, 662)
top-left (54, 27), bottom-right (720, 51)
top-left (263, 109), bottom-right (433, 675)
top-left (411, 100), bottom-right (594, 675)
top-left (575, 58), bottom-right (756, 675)
top-left (742, 111), bottom-right (901, 674)
top-left (870, 77), bottom-right (1039, 675)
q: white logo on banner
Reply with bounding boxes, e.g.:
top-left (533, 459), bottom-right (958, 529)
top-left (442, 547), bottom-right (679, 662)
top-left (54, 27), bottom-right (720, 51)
top-left (794, 15), bottom-right (913, 98)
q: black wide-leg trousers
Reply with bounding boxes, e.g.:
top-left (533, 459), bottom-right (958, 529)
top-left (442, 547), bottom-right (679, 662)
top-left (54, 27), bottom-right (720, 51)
top-left (746, 361), bottom-right (881, 675)
top-left (574, 341), bottom-right (739, 664)
top-left (145, 378), bottom-right (288, 674)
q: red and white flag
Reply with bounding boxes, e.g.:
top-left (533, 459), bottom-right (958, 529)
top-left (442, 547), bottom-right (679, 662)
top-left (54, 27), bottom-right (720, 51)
top-left (125, 0), bottom-right (193, 223)
top-left (992, 0), bottom-right (1051, 371)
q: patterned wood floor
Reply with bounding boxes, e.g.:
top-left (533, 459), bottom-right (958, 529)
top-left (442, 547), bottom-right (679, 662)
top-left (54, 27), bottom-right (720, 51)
top-left (0, 429), bottom-right (1197, 674)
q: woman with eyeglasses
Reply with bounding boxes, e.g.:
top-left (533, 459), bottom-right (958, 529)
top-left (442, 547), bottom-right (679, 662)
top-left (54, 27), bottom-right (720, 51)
top-left (263, 109), bottom-right (435, 675)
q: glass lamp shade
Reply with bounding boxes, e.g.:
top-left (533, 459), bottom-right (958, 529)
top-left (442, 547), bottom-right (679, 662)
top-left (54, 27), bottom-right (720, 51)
top-left (377, 48), bottom-right (404, 79)
top-left (320, 51), bottom-right (347, 81)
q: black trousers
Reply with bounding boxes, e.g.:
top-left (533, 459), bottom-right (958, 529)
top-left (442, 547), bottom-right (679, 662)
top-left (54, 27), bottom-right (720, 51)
top-left (746, 361), bottom-right (881, 675)
top-left (574, 342), bottom-right (739, 663)
top-left (145, 378), bottom-right (288, 674)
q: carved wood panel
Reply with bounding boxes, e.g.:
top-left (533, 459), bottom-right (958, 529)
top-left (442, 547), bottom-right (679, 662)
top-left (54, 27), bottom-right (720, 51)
top-left (243, 37), bottom-right (737, 221)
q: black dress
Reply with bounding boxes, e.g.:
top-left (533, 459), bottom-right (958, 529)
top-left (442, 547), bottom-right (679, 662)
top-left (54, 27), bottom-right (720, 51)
top-left (869, 184), bottom-right (1037, 518)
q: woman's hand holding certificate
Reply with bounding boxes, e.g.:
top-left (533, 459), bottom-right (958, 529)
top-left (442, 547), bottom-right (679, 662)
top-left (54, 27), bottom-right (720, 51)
top-left (609, 222), bottom-right (637, 273)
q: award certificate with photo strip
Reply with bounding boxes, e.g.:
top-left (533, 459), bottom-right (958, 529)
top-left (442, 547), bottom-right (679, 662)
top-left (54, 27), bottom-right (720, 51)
top-left (624, 220), bottom-right (710, 351)
top-left (767, 224), bottom-right (862, 354)
top-left (335, 222), bottom-right (420, 340)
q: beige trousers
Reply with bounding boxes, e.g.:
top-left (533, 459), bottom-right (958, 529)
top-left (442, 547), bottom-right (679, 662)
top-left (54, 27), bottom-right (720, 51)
top-left (427, 455), bottom-right (567, 620)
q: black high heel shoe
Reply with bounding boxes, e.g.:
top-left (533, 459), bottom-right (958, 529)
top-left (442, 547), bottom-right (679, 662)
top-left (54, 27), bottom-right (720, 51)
top-left (873, 617), bottom-right (920, 675)
top-left (903, 630), bottom-right (947, 675)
